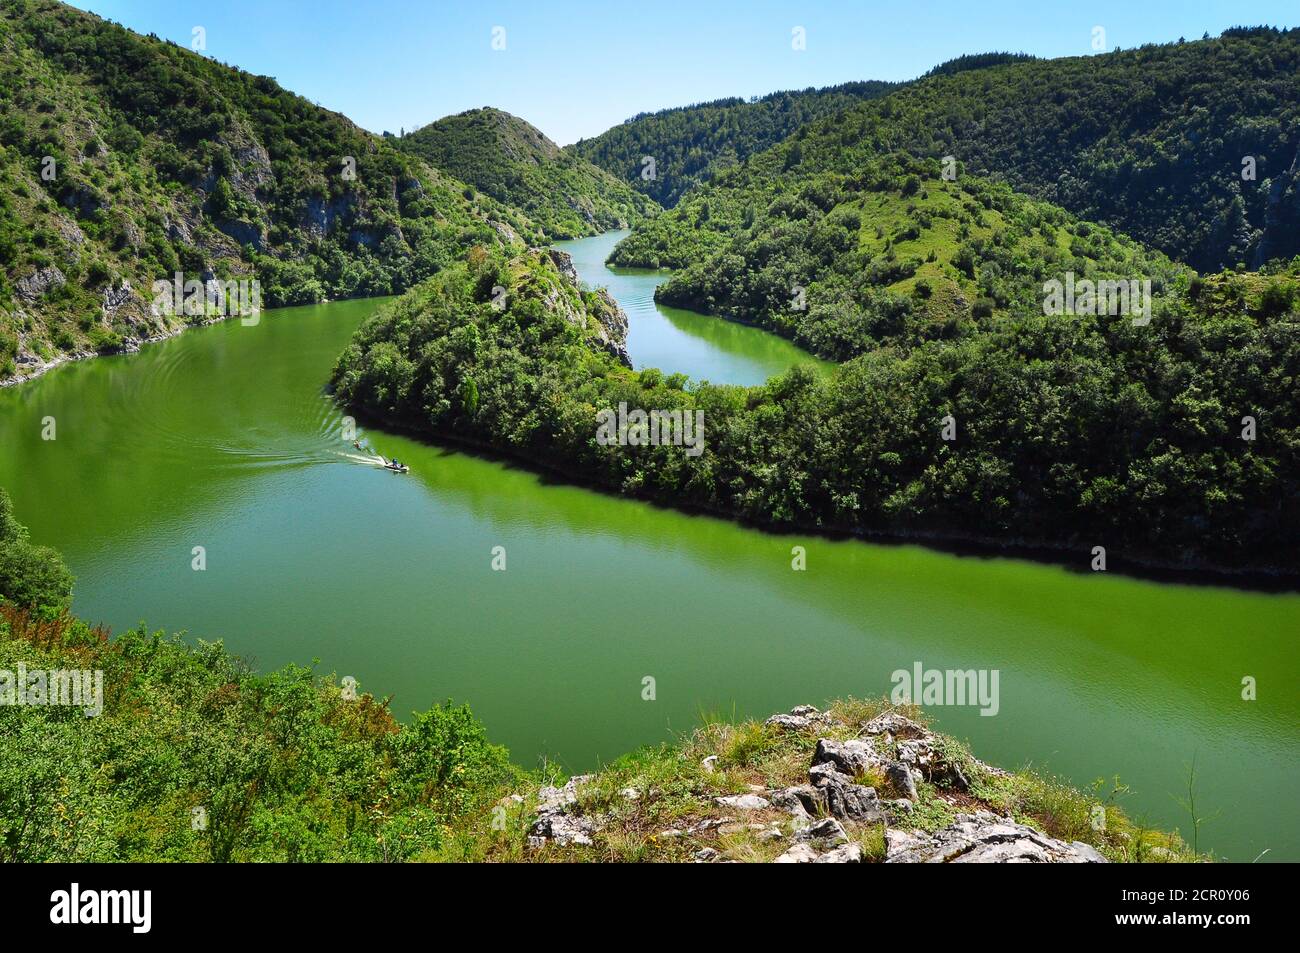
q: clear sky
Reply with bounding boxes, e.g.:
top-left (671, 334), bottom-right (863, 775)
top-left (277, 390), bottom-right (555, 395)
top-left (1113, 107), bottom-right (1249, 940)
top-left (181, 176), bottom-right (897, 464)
top-left (68, 1), bottom-right (1300, 146)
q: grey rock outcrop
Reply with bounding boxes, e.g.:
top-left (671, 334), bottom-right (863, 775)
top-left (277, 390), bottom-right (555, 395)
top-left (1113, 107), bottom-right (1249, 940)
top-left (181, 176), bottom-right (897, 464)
top-left (885, 812), bottom-right (1109, 864)
top-left (765, 704), bottom-right (836, 732)
top-left (528, 774), bottom-right (600, 848)
top-left (16, 266), bottom-right (66, 303)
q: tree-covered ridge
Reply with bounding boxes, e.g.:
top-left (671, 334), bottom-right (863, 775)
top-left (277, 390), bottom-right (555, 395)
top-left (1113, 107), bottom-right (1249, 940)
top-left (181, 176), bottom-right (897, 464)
top-left (398, 108), bottom-right (659, 240)
top-left (794, 28), bottom-right (1300, 271)
top-left (334, 246), bottom-right (1300, 575)
top-left (0, 0), bottom-right (534, 380)
top-left (569, 80), bottom-right (898, 207)
top-left (331, 246), bottom-right (632, 431)
top-left (920, 51), bottom-right (1040, 77)
top-left (612, 152), bottom-right (1184, 361)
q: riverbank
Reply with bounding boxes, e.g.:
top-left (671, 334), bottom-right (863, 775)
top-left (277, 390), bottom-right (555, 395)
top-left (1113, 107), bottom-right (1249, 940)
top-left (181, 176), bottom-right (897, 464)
top-left (0, 313), bottom-right (238, 389)
top-left (333, 244), bottom-right (1300, 583)
top-left (0, 600), bottom-right (1204, 862)
top-left (342, 403), bottom-right (1300, 591)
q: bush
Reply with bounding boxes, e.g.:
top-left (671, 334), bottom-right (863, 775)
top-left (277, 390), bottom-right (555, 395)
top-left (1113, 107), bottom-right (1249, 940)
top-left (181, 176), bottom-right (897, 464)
top-left (0, 489), bottom-right (74, 612)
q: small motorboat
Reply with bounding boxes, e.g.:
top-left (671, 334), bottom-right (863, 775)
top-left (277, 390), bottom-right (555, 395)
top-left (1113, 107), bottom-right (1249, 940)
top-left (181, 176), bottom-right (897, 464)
top-left (382, 457), bottom-right (409, 474)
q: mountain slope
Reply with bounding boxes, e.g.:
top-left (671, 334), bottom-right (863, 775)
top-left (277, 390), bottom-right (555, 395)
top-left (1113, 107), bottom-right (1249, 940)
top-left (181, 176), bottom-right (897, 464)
top-left (612, 150), bottom-right (1185, 361)
top-left (0, 0), bottom-right (533, 382)
top-left (398, 108), bottom-right (658, 239)
top-left (569, 80), bottom-right (898, 207)
top-left (613, 29), bottom-right (1300, 273)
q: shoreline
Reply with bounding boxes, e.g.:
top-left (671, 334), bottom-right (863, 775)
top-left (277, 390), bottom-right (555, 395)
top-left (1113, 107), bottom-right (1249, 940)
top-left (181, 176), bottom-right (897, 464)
top-left (0, 313), bottom-right (232, 389)
top-left (340, 403), bottom-right (1300, 592)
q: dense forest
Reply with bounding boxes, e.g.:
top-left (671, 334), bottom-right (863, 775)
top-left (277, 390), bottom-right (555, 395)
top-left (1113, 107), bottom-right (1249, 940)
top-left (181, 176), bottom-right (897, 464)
top-left (0, 0), bottom-right (531, 379)
top-left (333, 245), bottom-right (1299, 575)
top-left (611, 151), bottom-right (1184, 361)
top-left (398, 108), bottom-right (659, 239)
top-left (570, 81), bottom-right (897, 207)
top-left (614, 29), bottom-right (1300, 273)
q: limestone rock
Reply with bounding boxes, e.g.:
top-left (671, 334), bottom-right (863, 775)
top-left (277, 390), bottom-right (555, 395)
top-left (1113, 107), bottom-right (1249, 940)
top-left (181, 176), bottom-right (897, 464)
top-left (774, 843), bottom-right (820, 864)
top-left (765, 704), bottom-right (834, 732)
top-left (821, 778), bottom-right (885, 824)
top-left (811, 737), bottom-right (885, 778)
top-left (796, 817), bottom-right (849, 848)
top-left (814, 843), bottom-right (864, 863)
top-left (885, 811), bottom-right (1109, 863)
top-left (16, 266), bottom-right (66, 303)
top-left (713, 793), bottom-right (771, 811)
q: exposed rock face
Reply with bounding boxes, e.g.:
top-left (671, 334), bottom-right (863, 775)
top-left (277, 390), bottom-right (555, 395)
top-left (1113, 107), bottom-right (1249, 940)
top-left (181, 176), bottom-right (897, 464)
top-left (215, 217), bottom-right (267, 252)
top-left (591, 288), bottom-right (631, 367)
top-left (885, 812), bottom-right (1108, 864)
top-left (765, 704), bottom-right (835, 732)
top-left (16, 266), bottom-right (66, 303)
top-left (101, 280), bottom-right (136, 316)
top-left (548, 248), bottom-right (580, 285)
top-left (304, 194), bottom-right (356, 239)
top-left (528, 774), bottom-right (599, 848)
top-left (546, 249), bottom-right (631, 367)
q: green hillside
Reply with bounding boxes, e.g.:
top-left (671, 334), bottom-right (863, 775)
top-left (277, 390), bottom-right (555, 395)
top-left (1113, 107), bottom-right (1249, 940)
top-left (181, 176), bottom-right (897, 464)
top-left (569, 80), bottom-right (898, 207)
top-left (613, 150), bottom-right (1183, 360)
top-left (333, 238), bottom-right (1300, 574)
top-left (613, 30), bottom-right (1300, 274)
top-left (398, 108), bottom-right (658, 239)
top-left (650, 29), bottom-right (1300, 272)
top-left (0, 0), bottom-right (534, 381)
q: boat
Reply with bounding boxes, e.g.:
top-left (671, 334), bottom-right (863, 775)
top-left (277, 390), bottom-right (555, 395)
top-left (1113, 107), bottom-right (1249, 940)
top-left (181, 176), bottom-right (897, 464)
top-left (382, 458), bottom-right (409, 474)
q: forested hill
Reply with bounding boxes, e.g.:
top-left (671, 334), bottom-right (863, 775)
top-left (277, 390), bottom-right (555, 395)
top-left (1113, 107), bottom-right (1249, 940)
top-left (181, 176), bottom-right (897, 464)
top-left (796, 28), bottom-right (1300, 271)
top-left (613, 151), bottom-right (1184, 362)
top-left (569, 80), bottom-right (898, 207)
top-left (397, 108), bottom-right (659, 240)
top-left (0, 0), bottom-right (533, 381)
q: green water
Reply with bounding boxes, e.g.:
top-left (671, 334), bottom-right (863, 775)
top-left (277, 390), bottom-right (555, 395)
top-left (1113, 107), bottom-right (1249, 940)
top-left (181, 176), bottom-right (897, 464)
top-left (553, 230), bottom-right (833, 384)
top-left (0, 234), bottom-right (1296, 862)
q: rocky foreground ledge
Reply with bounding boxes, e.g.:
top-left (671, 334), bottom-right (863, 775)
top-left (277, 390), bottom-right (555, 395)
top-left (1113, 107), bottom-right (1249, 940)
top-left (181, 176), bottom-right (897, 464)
top-left (494, 702), bottom-right (1197, 864)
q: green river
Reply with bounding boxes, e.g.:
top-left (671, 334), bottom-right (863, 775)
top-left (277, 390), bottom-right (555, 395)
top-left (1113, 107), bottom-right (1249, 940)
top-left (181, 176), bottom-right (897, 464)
top-left (0, 231), bottom-right (1295, 861)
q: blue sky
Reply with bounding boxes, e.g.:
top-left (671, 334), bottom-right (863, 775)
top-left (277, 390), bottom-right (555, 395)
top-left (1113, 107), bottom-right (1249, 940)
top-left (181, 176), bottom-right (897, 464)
top-left (69, 1), bottom-right (1300, 146)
